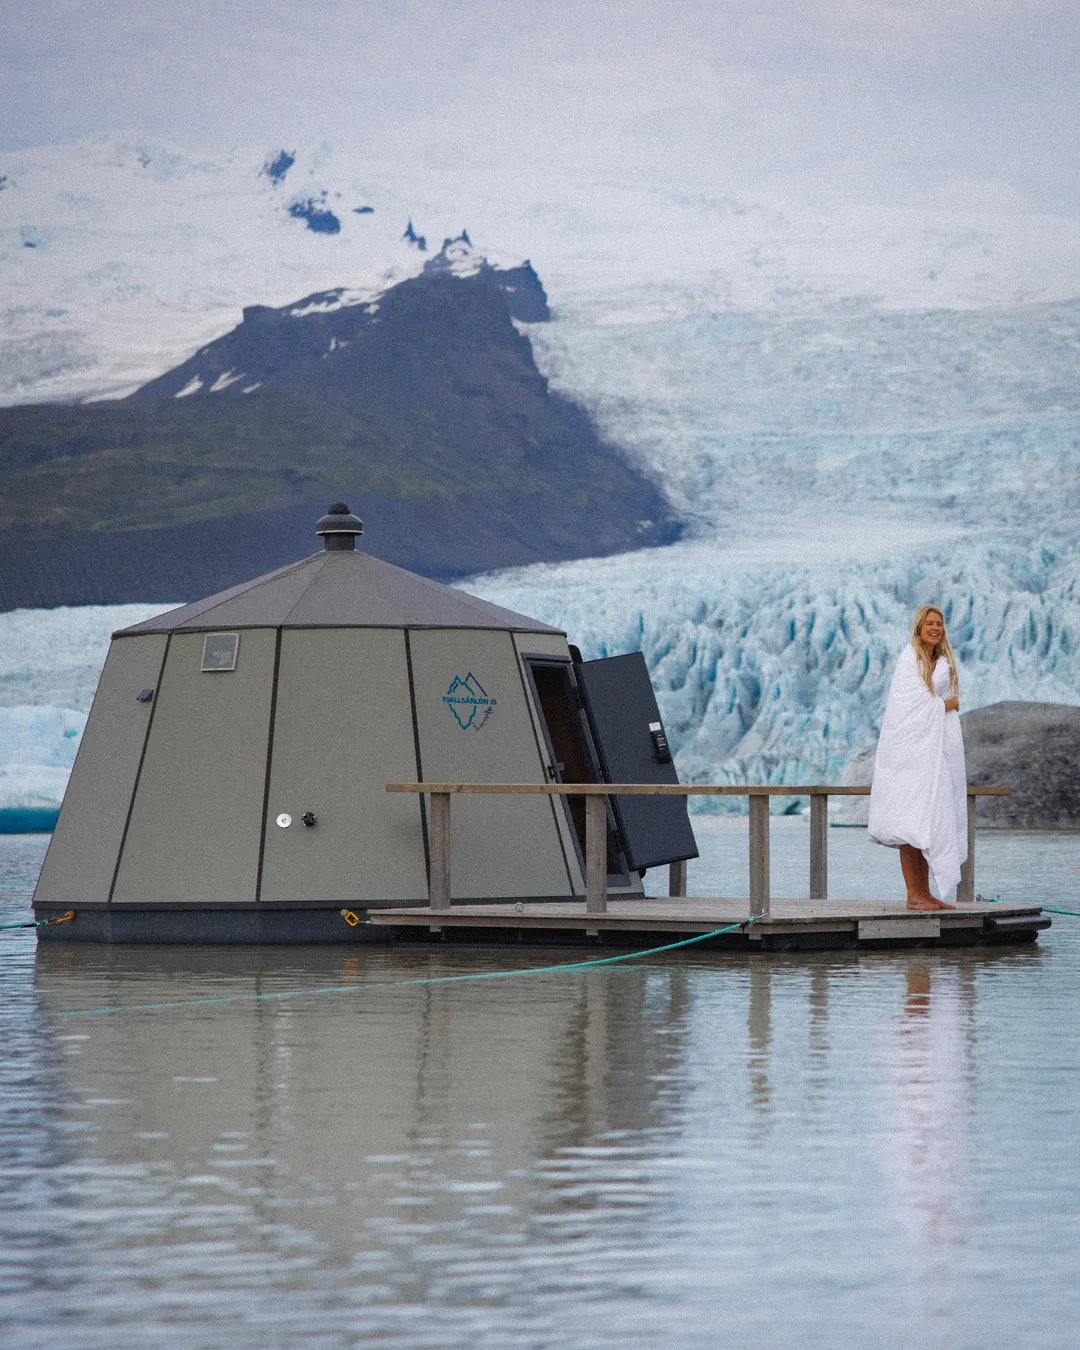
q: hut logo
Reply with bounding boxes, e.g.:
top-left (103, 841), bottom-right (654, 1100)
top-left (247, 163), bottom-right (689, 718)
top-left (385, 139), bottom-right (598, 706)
top-left (442, 673), bottom-right (496, 731)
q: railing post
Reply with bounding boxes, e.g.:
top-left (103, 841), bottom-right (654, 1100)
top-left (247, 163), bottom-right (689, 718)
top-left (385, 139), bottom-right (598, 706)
top-left (957, 791), bottom-right (977, 905)
top-left (669, 859), bottom-right (688, 898)
top-left (428, 792), bottom-right (451, 911)
top-left (586, 792), bottom-right (608, 914)
top-left (749, 793), bottom-right (771, 917)
top-left (809, 792), bottom-right (828, 900)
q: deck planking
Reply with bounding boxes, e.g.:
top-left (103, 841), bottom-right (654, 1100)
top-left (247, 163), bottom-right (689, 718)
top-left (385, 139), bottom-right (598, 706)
top-left (368, 897), bottom-right (1048, 947)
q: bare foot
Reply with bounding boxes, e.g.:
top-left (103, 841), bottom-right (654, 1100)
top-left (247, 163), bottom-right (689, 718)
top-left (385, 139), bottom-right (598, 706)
top-left (906, 895), bottom-right (955, 911)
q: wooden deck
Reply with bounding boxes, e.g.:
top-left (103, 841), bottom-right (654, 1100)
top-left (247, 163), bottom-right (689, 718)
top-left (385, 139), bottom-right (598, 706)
top-left (369, 897), bottom-right (1049, 949)
top-left (379, 781), bottom-right (1037, 949)
top-left (387, 781), bottom-right (1012, 913)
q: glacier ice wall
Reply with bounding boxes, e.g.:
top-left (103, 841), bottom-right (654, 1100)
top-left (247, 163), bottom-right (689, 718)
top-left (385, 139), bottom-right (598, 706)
top-left (468, 534), bottom-right (1080, 809)
top-left (2, 534), bottom-right (1077, 818)
top-left (0, 604), bottom-right (171, 709)
top-left (0, 706), bottom-right (85, 812)
top-left (0, 604), bottom-right (172, 812)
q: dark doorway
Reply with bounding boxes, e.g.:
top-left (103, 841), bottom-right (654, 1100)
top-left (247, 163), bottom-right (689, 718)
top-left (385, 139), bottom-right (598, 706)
top-left (523, 657), bottom-right (628, 882)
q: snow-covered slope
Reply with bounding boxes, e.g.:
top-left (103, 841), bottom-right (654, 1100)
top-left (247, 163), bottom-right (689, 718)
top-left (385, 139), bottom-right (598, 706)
top-left (0, 140), bottom-right (483, 403)
top-left (5, 137), bottom-right (1080, 404)
top-left (528, 301), bottom-right (1080, 531)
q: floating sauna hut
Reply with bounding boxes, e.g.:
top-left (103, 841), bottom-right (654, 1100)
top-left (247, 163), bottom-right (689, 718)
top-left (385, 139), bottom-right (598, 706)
top-left (33, 504), bottom-right (697, 942)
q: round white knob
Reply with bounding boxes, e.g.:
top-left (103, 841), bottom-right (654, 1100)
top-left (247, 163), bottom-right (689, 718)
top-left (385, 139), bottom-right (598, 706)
top-left (276, 813), bottom-right (292, 828)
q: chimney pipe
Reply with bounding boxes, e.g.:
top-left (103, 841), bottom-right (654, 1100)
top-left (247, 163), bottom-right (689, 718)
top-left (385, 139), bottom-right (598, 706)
top-left (315, 502), bottom-right (364, 550)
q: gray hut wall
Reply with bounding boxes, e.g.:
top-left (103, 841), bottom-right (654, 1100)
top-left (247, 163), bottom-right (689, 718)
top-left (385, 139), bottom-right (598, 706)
top-left (258, 628), bottom-right (428, 905)
top-left (112, 629), bottom-right (278, 904)
top-left (33, 633), bottom-right (169, 908)
top-left (409, 628), bottom-right (577, 899)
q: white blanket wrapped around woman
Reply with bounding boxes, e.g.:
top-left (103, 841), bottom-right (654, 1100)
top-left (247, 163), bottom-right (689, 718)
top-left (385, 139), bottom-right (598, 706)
top-left (868, 644), bottom-right (967, 896)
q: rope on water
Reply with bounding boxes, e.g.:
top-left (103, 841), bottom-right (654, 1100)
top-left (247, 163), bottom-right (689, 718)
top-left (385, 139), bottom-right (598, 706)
top-left (19, 893), bottom-right (1080, 1014)
top-left (977, 894), bottom-right (1080, 919)
top-left (0, 910), bottom-right (74, 931)
top-left (48, 918), bottom-right (759, 1018)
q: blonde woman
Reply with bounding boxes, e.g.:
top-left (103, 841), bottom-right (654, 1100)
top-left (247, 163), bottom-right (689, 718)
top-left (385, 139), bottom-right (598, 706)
top-left (868, 606), bottom-right (966, 911)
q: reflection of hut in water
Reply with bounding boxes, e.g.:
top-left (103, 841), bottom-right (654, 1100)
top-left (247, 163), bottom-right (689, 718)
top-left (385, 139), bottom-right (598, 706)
top-left (34, 940), bottom-right (694, 1264)
top-left (34, 505), bottom-right (696, 942)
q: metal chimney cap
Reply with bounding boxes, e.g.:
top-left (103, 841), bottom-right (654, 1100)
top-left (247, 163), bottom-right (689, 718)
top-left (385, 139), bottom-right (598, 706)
top-left (316, 502), bottom-right (364, 550)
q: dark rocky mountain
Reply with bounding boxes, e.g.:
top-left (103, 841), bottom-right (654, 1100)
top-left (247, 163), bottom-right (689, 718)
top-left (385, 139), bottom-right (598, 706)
top-left (0, 245), bottom-right (678, 609)
top-left (131, 239), bottom-right (550, 402)
top-left (963, 701), bottom-right (1080, 828)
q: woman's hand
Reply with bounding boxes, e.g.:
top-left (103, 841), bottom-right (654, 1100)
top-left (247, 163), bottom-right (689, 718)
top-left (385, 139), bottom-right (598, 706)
top-left (944, 696), bottom-right (960, 713)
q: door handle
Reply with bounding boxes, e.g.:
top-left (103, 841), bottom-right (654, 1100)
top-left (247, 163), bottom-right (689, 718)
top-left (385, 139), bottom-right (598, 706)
top-left (649, 722), bottom-right (672, 764)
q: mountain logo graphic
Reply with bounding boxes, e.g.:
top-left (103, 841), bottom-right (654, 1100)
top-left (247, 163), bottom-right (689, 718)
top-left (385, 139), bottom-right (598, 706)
top-left (442, 673), bottom-right (496, 731)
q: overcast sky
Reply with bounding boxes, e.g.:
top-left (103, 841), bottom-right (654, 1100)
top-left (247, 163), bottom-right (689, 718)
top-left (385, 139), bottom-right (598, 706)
top-left (3, 0), bottom-right (1078, 213)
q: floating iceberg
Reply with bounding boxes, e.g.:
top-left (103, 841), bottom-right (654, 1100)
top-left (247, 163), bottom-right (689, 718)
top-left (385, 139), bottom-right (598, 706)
top-left (0, 706), bottom-right (84, 831)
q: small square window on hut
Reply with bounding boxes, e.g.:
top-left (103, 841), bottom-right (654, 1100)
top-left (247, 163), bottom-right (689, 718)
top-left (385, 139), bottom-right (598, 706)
top-left (201, 633), bottom-right (239, 672)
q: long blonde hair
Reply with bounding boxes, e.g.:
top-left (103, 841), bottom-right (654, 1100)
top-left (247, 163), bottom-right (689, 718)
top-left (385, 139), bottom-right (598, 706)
top-left (911, 604), bottom-right (959, 696)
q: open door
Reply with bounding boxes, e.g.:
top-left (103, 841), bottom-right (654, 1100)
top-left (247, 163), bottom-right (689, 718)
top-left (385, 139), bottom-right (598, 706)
top-left (521, 655), bottom-right (631, 884)
top-left (574, 651), bottom-right (698, 872)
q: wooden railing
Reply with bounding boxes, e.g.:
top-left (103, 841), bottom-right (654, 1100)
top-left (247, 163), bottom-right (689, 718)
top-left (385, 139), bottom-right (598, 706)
top-left (385, 784), bottom-right (1012, 917)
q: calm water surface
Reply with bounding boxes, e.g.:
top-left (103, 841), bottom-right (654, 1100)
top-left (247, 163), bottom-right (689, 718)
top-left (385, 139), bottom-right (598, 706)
top-left (2, 820), bottom-right (1079, 1349)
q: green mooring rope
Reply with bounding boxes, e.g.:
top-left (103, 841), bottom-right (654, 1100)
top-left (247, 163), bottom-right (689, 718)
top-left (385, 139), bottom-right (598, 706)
top-left (0, 910), bottom-right (74, 931)
top-left (47, 918), bottom-right (759, 1019)
top-left (977, 894), bottom-right (1080, 919)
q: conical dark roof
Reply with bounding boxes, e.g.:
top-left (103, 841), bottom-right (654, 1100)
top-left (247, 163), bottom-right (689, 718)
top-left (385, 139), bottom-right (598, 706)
top-left (115, 549), bottom-right (563, 636)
